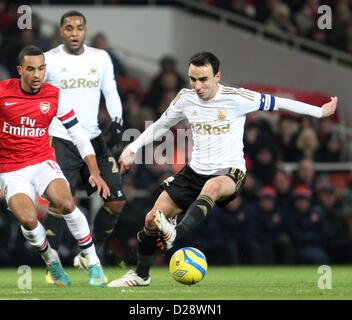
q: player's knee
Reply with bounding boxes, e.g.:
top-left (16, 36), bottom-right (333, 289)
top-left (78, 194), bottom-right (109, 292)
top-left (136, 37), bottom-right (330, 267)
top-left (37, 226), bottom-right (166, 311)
top-left (56, 198), bottom-right (76, 215)
top-left (145, 210), bottom-right (156, 230)
top-left (202, 179), bottom-right (222, 198)
top-left (104, 200), bottom-right (125, 213)
top-left (21, 216), bottom-right (38, 230)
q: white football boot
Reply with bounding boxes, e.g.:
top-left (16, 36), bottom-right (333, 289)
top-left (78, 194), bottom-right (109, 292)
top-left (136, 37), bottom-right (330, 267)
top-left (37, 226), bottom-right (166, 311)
top-left (153, 210), bottom-right (176, 251)
top-left (107, 270), bottom-right (151, 287)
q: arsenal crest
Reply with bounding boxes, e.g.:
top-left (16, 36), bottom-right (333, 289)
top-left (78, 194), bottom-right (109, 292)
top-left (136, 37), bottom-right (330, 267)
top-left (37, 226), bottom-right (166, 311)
top-left (40, 101), bottom-right (50, 113)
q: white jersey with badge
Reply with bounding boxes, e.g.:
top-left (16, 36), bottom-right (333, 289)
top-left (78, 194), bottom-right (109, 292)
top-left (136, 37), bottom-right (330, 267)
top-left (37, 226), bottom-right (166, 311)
top-left (44, 44), bottom-right (122, 141)
top-left (161, 84), bottom-right (278, 175)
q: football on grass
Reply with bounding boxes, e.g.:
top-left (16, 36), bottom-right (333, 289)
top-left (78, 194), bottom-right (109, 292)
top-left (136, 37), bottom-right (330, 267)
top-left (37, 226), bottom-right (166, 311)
top-left (169, 247), bottom-right (207, 285)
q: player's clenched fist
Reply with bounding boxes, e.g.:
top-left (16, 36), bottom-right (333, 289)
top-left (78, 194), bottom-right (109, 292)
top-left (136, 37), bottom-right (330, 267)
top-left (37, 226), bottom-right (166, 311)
top-left (118, 148), bottom-right (135, 174)
top-left (321, 96), bottom-right (338, 118)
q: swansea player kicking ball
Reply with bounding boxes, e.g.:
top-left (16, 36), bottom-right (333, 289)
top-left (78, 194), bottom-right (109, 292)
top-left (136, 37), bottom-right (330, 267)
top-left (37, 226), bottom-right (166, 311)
top-left (108, 51), bottom-right (337, 287)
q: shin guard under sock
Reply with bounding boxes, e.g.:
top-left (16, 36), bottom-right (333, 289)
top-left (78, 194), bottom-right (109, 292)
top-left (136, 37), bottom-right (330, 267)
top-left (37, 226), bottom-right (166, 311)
top-left (93, 206), bottom-right (121, 252)
top-left (42, 209), bottom-right (65, 251)
top-left (63, 207), bottom-right (100, 266)
top-left (135, 227), bottom-right (159, 279)
top-left (21, 222), bottom-right (56, 263)
top-left (175, 194), bottom-right (215, 240)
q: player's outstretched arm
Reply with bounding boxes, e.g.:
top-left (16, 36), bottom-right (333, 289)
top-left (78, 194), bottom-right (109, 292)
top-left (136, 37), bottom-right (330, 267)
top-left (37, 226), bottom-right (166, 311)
top-left (116, 93), bottom-right (185, 175)
top-left (272, 95), bottom-right (338, 118)
top-left (118, 147), bottom-right (135, 175)
top-left (58, 106), bottom-right (111, 199)
top-left (321, 96), bottom-right (338, 118)
top-left (117, 116), bottom-right (175, 174)
top-left (237, 89), bottom-right (337, 119)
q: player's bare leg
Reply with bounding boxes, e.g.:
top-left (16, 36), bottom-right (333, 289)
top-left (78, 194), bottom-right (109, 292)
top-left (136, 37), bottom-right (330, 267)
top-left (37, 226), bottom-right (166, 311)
top-left (149, 175), bottom-right (238, 251)
top-left (145, 191), bottom-right (183, 229)
top-left (174, 175), bottom-right (237, 241)
top-left (9, 194), bottom-right (57, 265)
top-left (138, 191), bottom-right (182, 273)
top-left (9, 193), bottom-right (41, 230)
top-left (8, 193), bottom-right (70, 286)
top-left (44, 178), bottom-right (105, 286)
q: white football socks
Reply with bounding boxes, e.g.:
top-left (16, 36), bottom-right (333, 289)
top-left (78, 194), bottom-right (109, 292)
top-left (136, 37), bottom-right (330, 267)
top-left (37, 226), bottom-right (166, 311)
top-left (21, 221), bottom-right (56, 264)
top-left (63, 207), bottom-right (100, 266)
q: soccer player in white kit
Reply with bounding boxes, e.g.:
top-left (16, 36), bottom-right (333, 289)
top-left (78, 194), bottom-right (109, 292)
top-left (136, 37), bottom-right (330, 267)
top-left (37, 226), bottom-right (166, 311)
top-left (108, 52), bottom-right (338, 287)
top-left (43, 11), bottom-right (125, 278)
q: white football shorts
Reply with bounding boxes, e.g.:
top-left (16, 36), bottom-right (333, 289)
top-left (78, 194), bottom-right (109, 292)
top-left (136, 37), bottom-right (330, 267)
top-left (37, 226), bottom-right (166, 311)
top-left (0, 160), bottom-right (68, 204)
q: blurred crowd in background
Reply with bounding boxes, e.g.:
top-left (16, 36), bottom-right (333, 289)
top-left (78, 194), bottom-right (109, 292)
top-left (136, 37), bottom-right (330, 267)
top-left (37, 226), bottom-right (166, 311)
top-left (0, 0), bottom-right (352, 268)
top-left (208, 0), bottom-right (352, 55)
top-left (2, 0), bottom-right (352, 61)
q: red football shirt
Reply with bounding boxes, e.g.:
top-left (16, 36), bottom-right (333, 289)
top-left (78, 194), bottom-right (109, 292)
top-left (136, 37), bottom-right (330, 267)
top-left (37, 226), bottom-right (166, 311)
top-left (0, 79), bottom-right (75, 173)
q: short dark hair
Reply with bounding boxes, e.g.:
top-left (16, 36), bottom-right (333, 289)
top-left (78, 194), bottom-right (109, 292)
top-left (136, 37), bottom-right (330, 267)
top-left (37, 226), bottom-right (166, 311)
top-left (18, 45), bottom-right (44, 65)
top-left (189, 52), bottom-right (220, 75)
top-left (60, 10), bottom-right (86, 26)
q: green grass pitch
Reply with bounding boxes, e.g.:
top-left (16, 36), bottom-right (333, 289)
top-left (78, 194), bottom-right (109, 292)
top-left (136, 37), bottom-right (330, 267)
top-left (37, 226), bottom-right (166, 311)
top-left (0, 265), bottom-right (351, 300)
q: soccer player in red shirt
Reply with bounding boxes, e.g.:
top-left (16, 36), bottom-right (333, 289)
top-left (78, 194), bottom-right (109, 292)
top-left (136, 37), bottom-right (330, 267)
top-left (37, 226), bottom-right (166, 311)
top-left (0, 45), bottom-right (109, 286)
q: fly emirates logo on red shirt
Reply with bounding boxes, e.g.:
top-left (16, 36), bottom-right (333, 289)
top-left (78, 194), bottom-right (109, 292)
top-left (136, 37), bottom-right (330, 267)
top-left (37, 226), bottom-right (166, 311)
top-left (2, 116), bottom-right (46, 137)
